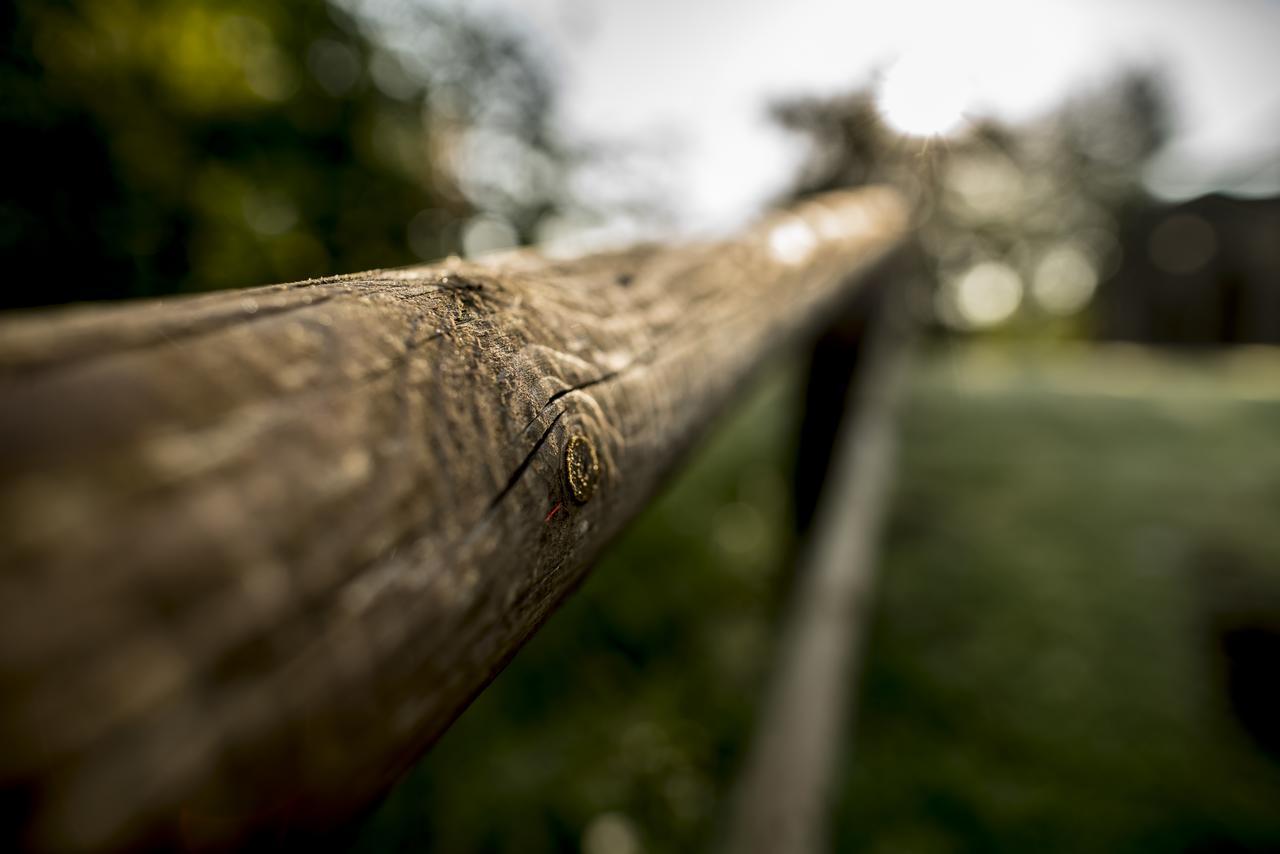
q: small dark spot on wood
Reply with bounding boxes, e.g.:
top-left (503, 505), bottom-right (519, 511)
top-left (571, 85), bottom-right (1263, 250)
top-left (564, 433), bottom-right (600, 504)
top-left (438, 273), bottom-right (484, 292)
top-left (616, 273), bottom-right (634, 287)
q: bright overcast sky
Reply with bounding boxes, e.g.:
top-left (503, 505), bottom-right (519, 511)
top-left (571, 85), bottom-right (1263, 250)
top-left (440, 0), bottom-right (1280, 231)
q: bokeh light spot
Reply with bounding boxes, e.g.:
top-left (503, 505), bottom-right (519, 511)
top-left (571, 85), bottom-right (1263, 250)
top-left (1032, 245), bottom-right (1099, 316)
top-left (951, 261), bottom-right (1023, 328)
top-left (1148, 213), bottom-right (1218, 275)
top-left (461, 214), bottom-right (518, 257)
top-left (767, 217), bottom-right (817, 265)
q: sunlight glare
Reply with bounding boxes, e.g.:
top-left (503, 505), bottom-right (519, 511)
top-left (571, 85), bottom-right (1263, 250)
top-left (876, 50), bottom-right (972, 137)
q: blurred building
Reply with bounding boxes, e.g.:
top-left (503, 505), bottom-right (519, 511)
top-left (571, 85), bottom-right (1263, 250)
top-left (1098, 193), bottom-right (1280, 346)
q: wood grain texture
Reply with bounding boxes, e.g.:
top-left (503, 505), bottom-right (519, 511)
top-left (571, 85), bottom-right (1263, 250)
top-left (0, 187), bottom-right (906, 850)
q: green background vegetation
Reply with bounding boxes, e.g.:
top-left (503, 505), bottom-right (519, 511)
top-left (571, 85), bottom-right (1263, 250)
top-left (1, 0), bottom-right (560, 309)
top-left (357, 347), bottom-right (1280, 852)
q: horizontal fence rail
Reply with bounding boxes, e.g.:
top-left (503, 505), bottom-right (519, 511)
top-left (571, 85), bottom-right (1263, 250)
top-left (0, 187), bottom-right (906, 850)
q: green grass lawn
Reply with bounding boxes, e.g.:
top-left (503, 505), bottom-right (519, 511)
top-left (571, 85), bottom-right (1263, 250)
top-left (355, 345), bottom-right (1280, 853)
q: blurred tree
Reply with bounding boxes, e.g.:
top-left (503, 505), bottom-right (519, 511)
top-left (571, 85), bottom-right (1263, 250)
top-left (775, 74), bottom-right (1170, 540)
top-left (0, 0), bottom-right (566, 309)
top-left (771, 71), bottom-right (1170, 338)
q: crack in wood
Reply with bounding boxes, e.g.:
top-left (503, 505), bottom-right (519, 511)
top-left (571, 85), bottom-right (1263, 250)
top-left (488, 410), bottom-right (565, 511)
top-left (518, 369), bottom-right (623, 435)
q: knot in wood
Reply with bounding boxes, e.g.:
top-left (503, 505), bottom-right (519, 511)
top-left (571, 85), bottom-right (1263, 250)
top-left (564, 433), bottom-right (600, 504)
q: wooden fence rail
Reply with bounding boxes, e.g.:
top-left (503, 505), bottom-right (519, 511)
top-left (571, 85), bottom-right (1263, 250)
top-left (725, 298), bottom-right (911, 854)
top-left (0, 187), bottom-right (906, 850)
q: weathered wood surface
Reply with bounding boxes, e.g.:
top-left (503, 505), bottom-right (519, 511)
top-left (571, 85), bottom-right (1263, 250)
top-left (724, 301), bottom-right (911, 854)
top-left (0, 187), bottom-right (906, 850)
